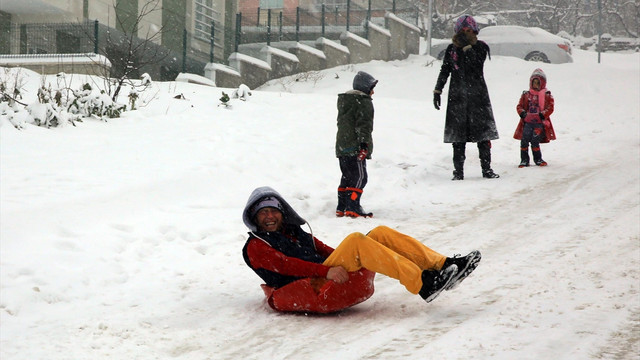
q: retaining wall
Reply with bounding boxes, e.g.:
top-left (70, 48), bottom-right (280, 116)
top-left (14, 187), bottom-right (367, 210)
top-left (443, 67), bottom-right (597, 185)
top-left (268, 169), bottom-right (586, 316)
top-left (210, 16), bottom-right (420, 89)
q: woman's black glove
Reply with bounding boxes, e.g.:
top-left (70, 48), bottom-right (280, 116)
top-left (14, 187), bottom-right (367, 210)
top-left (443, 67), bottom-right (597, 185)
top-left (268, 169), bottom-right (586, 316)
top-left (433, 92), bottom-right (441, 110)
top-left (457, 33), bottom-right (470, 47)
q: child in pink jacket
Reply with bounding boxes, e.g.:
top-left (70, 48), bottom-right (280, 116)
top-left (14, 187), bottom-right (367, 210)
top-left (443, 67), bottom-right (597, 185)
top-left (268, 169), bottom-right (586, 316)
top-left (513, 68), bottom-right (556, 167)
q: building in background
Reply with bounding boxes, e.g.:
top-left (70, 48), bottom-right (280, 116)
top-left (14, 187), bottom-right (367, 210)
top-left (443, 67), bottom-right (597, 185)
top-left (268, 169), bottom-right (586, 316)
top-left (0, 0), bottom-right (417, 80)
top-left (0, 0), bottom-right (237, 80)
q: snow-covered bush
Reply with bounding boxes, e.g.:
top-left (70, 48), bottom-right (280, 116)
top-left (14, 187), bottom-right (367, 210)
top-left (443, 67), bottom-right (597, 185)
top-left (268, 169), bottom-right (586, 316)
top-left (0, 69), bottom-right (128, 129)
top-left (232, 84), bottom-right (252, 101)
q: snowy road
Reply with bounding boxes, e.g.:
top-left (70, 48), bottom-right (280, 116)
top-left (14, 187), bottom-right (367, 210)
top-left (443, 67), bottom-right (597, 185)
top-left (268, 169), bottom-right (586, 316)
top-left (1, 49), bottom-right (638, 359)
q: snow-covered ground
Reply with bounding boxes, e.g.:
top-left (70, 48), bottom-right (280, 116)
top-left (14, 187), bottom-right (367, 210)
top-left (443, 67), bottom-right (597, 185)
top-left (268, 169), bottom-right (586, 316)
top-left (1, 47), bottom-right (639, 359)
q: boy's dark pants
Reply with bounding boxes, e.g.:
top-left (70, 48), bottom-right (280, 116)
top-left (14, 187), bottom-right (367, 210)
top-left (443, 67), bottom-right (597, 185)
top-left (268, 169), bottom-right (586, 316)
top-left (337, 156), bottom-right (368, 215)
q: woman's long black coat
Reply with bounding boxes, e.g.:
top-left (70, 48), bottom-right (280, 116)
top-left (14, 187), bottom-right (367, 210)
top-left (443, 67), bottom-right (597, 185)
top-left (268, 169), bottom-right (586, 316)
top-left (435, 41), bottom-right (499, 143)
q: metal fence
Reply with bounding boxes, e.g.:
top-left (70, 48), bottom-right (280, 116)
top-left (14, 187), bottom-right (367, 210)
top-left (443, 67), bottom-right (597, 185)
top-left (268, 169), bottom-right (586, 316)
top-left (3, 21), bottom-right (98, 55)
top-left (0, 20), bottom-right (214, 81)
top-left (236, 5), bottom-right (419, 46)
top-left (0, 3), bottom-right (419, 80)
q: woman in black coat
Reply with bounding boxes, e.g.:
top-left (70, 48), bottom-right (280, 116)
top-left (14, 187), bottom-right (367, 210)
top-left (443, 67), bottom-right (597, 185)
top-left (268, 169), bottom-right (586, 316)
top-left (433, 15), bottom-right (499, 180)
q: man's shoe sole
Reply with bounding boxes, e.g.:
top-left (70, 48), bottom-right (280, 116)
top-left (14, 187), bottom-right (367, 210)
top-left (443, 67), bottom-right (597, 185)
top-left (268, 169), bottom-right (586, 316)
top-left (445, 250), bottom-right (481, 291)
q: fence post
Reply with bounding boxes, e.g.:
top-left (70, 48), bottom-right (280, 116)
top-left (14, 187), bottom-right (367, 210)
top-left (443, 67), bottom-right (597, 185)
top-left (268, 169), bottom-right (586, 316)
top-left (235, 13), bottom-right (241, 52)
top-left (296, 7), bottom-right (300, 42)
top-left (182, 28), bottom-right (187, 73)
top-left (321, 4), bottom-right (325, 37)
top-left (257, 7), bottom-right (261, 27)
top-left (267, 9), bottom-right (271, 46)
top-left (597, 0), bottom-right (602, 63)
top-left (20, 24), bottom-right (27, 53)
top-left (346, 0), bottom-right (350, 32)
top-left (210, 21), bottom-right (215, 62)
top-left (366, 0), bottom-right (371, 38)
top-left (279, 12), bottom-right (283, 41)
top-left (93, 20), bottom-right (99, 53)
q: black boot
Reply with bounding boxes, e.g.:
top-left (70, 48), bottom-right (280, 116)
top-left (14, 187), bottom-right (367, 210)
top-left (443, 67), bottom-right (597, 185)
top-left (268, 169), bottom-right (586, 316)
top-left (336, 188), bottom-right (347, 217)
top-left (452, 170), bottom-right (464, 181)
top-left (482, 169), bottom-right (500, 178)
top-left (344, 187), bottom-right (373, 218)
top-left (519, 147), bottom-right (530, 168)
top-left (478, 141), bottom-right (499, 178)
top-left (532, 147), bottom-right (547, 166)
top-left (419, 265), bottom-right (458, 303)
top-left (452, 143), bottom-right (466, 180)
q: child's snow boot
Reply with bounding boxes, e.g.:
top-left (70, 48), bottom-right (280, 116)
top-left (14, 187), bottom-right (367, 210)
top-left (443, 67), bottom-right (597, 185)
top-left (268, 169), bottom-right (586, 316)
top-left (519, 147), bottom-right (530, 168)
top-left (336, 188), bottom-right (347, 217)
top-left (344, 187), bottom-right (373, 218)
top-left (532, 147), bottom-right (546, 166)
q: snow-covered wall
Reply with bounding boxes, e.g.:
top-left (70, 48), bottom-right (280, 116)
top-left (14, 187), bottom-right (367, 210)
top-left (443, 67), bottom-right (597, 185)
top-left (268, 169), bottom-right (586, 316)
top-left (340, 31), bottom-right (372, 64)
top-left (368, 21), bottom-right (392, 61)
top-left (290, 43), bottom-right (327, 73)
top-left (261, 46), bottom-right (300, 80)
top-left (315, 37), bottom-right (350, 69)
top-left (386, 12), bottom-right (421, 60)
top-left (206, 14), bottom-right (420, 89)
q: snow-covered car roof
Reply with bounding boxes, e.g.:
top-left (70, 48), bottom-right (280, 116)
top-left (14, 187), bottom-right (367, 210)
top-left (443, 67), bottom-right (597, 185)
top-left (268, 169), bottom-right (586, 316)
top-left (479, 25), bottom-right (568, 45)
top-left (429, 25), bottom-right (573, 64)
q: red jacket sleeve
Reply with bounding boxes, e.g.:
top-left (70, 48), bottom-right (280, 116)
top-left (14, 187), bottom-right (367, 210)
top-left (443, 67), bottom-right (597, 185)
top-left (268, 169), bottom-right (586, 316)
top-left (516, 92), bottom-right (528, 115)
top-left (313, 237), bottom-right (335, 258)
top-left (245, 238), bottom-right (331, 278)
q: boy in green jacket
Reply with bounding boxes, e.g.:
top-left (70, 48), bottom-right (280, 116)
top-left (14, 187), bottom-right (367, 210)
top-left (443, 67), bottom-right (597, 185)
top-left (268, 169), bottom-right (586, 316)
top-left (335, 71), bottom-right (377, 218)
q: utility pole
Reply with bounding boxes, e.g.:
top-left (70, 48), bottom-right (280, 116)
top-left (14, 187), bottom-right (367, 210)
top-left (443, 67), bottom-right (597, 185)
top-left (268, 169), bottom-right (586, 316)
top-left (597, 0), bottom-right (602, 63)
top-left (427, 0), bottom-right (433, 56)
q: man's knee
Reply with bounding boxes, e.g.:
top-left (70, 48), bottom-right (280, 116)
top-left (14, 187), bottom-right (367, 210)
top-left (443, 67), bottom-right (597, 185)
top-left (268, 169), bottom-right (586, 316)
top-left (343, 232), bottom-right (366, 245)
top-left (366, 225), bottom-right (391, 238)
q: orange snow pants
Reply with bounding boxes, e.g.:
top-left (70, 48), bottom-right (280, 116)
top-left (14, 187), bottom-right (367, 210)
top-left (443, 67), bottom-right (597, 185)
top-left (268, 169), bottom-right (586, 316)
top-left (322, 225), bottom-right (447, 294)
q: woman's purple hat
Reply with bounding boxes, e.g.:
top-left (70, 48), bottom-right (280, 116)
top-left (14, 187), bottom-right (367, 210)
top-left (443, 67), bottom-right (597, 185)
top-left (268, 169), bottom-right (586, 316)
top-left (454, 15), bottom-right (479, 34)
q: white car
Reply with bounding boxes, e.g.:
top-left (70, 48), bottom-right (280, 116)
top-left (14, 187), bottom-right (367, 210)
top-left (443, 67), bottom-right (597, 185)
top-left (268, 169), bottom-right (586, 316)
top-left (430, 25), bottom-right (573, 64)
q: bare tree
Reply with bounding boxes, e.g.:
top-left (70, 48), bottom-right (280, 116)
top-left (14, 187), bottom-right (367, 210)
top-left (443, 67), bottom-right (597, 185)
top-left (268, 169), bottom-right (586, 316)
top-left (402, 0), bottom-right (638, 38)
top-left (95, 0), bottom-right (174, 102)
top-left (403, 0), bottom-right (504, 37)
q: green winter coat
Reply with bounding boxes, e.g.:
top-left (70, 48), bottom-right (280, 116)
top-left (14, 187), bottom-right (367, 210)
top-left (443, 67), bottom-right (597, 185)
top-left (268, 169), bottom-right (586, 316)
top-left (335, 90), bottom-right (374, 158)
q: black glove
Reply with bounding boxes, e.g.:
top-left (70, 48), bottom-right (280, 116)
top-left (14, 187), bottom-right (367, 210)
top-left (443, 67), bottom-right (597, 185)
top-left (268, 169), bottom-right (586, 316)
top-left (433, 92), bottom-right (441, 110)
top-left (539, 113), bottom-right (545, 120)
top-left (456, 33), bottom-right (470, 47)
top-left (519, 111), bottom-right (527, 119)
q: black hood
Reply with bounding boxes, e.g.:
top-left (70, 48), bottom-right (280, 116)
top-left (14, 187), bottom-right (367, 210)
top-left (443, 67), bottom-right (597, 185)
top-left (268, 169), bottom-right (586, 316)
top-left (352, 71), bottom-right (378, 94)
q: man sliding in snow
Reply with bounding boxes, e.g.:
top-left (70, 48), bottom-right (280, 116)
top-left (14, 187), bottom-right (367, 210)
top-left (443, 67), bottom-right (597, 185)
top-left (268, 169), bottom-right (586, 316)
top-left (242, 186), bottom-right (481, 306)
